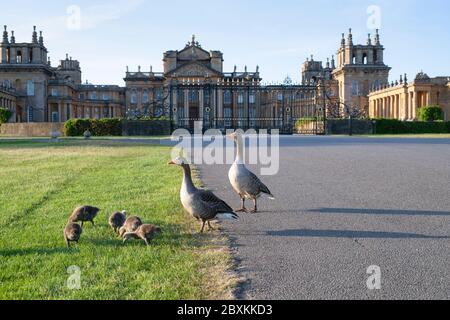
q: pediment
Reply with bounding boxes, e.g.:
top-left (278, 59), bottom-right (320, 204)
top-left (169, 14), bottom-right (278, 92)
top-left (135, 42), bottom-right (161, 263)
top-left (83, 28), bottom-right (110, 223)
top-left (166, 62), bottom-right (222, 77)
top-left (178, 46), bottom-right (211, 61)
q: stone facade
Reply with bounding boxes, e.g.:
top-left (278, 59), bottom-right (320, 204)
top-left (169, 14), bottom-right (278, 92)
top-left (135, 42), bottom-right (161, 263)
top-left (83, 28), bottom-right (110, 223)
top-left (368, 73), bottom-right (450, 120)
top-left (1, 25), bottom-right (448, 130)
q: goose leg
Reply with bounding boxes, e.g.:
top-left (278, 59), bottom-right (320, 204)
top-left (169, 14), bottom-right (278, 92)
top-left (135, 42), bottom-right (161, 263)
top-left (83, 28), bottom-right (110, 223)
top-left (200, 221), bottom-right (206, 233)
top-left (66, 239), bottom-right (70, 248)
top-left (235, 197), bottom-right (248, 213)
top-left (207, 221), bottom-right (215, 231)
top-left (250, 199), bottom-right (258, 213)
top-left (91, 220), bottom-right (95, 226)
top-left (144, 238), bottom-right (150, 246)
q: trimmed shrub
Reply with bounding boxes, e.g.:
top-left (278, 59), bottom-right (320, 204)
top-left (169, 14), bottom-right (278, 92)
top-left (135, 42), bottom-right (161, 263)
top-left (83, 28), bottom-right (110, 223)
top-left (0, 108), bottom-right (12, 124)
top-left (64, 118), bottom-right (123, 137)
top-left (373, 119), bottom-right (449, 134)
top-left (418, 105), bottom-right (444, 122)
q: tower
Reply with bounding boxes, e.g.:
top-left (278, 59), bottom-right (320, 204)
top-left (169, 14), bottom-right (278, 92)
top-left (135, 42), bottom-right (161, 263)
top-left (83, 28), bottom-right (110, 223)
top-left (0, 26), bottom-right (52, 122)
top-left (332, 29), bottom-right (391, 113)
top-left (56, 54), bottom-right (82, 85)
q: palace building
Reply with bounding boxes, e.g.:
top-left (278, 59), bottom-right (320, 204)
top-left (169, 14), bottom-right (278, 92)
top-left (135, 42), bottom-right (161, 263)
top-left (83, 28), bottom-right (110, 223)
top-left (1, 25), bottom-right (448, 131)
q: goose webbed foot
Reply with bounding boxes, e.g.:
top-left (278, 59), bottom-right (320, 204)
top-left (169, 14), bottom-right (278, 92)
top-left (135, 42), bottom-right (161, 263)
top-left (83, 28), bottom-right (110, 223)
top-left (235, 208), bottom-right (249, 213)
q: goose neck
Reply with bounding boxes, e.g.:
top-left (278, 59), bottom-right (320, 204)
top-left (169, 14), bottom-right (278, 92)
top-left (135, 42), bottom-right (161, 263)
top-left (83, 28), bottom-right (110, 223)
top-left (182, 165), bottom-right (196, 193)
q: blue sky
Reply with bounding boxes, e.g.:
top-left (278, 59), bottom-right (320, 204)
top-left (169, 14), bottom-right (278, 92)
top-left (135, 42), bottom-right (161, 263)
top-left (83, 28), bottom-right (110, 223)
top-left (3, 0), bottom-right (449, 85)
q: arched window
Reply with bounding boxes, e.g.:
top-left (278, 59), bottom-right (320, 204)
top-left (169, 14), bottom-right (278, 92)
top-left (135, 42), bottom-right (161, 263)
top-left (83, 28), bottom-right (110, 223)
top-left (352, 55), bottom-right (356, 64)
top-left (17, 50), bottom-right (23, 63)
top-left (130, 90), bottom-right (137, 104)
top-left (142, 90), bottom-right (149, 103)
top-left (363, 53), bottom-right (368, 65)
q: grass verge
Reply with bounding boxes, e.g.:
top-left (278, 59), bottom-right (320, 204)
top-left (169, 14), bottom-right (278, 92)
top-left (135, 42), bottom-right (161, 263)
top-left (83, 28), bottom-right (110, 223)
top-left (0, 140), bottom-right (237, 300)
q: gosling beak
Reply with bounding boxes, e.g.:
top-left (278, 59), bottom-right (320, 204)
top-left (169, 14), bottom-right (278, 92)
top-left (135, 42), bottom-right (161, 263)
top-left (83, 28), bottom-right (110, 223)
top-left (168, 160), bottom-right (176, 165)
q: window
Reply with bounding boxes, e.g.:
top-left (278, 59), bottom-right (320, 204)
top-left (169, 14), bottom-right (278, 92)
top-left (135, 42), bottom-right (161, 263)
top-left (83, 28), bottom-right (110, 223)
top-left (156, 89), bottom-right (163, 102)
top-left (17, 50), bottom-right (22, 63)
top-left (189, 90), bottom-right (198, 103)
top-left (27, 106), bottom-right (33, 122)
top-left (27, 80), bottom-right (35, 96)
top-left (90, 92), bottom-right (97, 100)
top-left (51, 88), bottom-right (58, 97)
top-left (102, 93), bottom-right (109, 101)
top-left (238, 92), bottom-right (244, 104)
top-left (142, 90), bottom-right (149, 103)
top-left (79, 93), bottom-right (85, 100)
top-left (277, 93), bottom-right (283, 101)
top-left (224, 107), bottom-right (232, 128)
top-left (249, 92), bottom-right (256, 104)
top-left (352, 81), bottom-right (359, 96)
top-left (224, 90), bottom-right (232, 105)
top-left (131, 90), bottom-right (137, 104)
top-left (363, 54), bottom-right (368, 65)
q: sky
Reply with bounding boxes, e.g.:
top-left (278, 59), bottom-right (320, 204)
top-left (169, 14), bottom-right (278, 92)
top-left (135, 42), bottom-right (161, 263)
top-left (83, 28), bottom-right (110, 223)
top-left (2, 0), bottom-right (449, 86)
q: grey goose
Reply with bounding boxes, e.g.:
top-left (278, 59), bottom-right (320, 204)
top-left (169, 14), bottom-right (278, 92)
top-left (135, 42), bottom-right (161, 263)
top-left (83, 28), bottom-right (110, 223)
top-left (227, 132), bottom-right (274, 213)
top-left (169, 158), bottom-right (238, 233)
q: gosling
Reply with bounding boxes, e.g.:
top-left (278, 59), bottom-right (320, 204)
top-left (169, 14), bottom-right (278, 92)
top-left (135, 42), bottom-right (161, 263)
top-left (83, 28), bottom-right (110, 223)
top-left (123, 224), bottom-right (162, 246)
top-left (118, 216), bottom-right (143, 238)
top-left (109, 210), bottom-right (127, 234)
top-left (64, 223), bottom-right (82, 248)
top-left (69, 206), bottom-right (101, 227)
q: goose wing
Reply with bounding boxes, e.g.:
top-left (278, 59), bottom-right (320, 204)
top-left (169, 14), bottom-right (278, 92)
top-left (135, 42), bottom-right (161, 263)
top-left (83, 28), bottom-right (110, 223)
top-left (197, 190), bottom-right (235, 213)
top-left (245, 168), bottom-right (273, 196)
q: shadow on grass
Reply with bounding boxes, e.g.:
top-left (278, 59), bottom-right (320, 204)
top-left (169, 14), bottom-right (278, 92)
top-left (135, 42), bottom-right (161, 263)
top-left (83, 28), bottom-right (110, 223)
top-left (0, 247), bottom-right (79, 257)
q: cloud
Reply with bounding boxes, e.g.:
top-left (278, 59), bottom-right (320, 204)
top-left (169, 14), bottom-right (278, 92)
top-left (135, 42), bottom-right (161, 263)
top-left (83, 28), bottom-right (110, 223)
top-left (70, 0), bottom-right (145, 30)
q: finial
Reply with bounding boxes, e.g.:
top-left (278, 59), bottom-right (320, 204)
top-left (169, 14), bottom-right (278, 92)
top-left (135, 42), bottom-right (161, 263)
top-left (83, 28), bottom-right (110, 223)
top-left (39, 30), bottom-right (44, 45)
top-left (347, 28), bottom-right (353, 45)
top-left (150, 65), bottom-right (153, 73)
top-left (341, 33), bottom-right (345, 47)
top-left (375, 29), bottom-right (380, 45)
top-left (66, 53), bottom-right (69, 60)
top-left (138, 65), bottom-right (141, 72)
top-left (191, 34), bottom-right (196, 45)
top-left (367, 33), bottom-right (372, 45)
top-left (404, 73), bottom-right (408, 83)
top-left (2, 25), bottom-right (8, 44)
top-left (10, 30), bottom-right (15, 44)
top-left (32, 26), bottom-right (38, 43)
top-left (311, 54), bottom-right (314, 61)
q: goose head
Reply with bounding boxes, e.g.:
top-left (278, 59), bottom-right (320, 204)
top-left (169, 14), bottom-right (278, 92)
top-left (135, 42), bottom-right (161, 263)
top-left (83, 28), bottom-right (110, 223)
top-left (226, 132), bottom-right (244, 143)
top-left (168, 157), bottom-right (189, 168)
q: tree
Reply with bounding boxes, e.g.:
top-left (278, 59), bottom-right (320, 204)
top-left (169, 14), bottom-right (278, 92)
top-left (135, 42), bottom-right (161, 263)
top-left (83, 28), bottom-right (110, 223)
top-left (418, 105), bottom-right (444, 122)
top-left (0, 108), bottom-right (12, 124)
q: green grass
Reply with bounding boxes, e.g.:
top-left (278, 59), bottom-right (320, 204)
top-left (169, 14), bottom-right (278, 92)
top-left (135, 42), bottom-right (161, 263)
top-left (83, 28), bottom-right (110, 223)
top-left (0, 140), bottom-right (235, 300)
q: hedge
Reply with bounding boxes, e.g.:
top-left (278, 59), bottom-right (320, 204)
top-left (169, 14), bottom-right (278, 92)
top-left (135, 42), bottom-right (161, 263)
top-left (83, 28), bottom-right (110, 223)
top-left (373, 119), bottom-right (450, 134)
top-left (0, 108), bottom-right (12, 124)
top-left (418, 106), bottom-right (444, 122)
top-left (64, 118), bottom-right (123, 136)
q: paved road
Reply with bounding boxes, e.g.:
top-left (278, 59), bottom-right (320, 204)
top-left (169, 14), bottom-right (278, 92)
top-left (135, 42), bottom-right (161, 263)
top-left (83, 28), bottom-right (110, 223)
top-left (199, 136), bottom-right (450, 300)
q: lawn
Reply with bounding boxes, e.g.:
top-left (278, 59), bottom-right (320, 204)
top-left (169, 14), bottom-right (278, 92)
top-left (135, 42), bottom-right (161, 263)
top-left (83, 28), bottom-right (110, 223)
top-left (0, 140), bottom-right (236, 300)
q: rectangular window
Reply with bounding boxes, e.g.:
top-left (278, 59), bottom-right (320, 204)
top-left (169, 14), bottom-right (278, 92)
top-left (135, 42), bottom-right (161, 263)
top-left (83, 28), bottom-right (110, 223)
top-left (352, 81), bottom-right (359, 96)
top-left (27, 80), bottom-right (35, 96)
top-left (103, 93), bottom-right (109, 101)
top-left (51, 88), bottom-right (58, 97)
top-left (238, 93), bottom-right (244, 104)
top-left (224, 90), bottom-right (232, 105)
top-left (249, 92), bottom-right (256, 104)
top-left (90, 92), bottom-right (97, 100)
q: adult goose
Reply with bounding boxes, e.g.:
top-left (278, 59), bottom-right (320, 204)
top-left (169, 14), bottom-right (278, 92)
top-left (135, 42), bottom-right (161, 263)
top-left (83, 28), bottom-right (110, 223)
top-left (227, 132), bottom-right (274, 213)
top-left (168, 158), bottom-right (238, 233)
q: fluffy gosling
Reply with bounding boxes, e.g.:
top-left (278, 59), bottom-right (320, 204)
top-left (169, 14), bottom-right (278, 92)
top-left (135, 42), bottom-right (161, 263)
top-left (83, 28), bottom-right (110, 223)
top-left (123, 224), bottom-right (162, 246)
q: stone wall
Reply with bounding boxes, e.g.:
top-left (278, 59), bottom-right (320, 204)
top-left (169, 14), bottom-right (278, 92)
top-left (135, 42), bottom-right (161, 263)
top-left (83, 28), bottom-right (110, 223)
top-left (0, 122), bottom-right (64, 137)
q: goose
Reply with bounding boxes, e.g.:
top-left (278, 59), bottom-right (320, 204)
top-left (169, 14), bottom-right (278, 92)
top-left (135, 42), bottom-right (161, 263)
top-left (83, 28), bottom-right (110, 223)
top-left (168, 158), bottom-right (239, 233)
top-left (68, 206), bottom-right (101, 227)
top-left (227, 132), bottom-right (274, 213)
top-left (109, 210), bottom-right (127, 234)
top-left (118, 215), bottom-right (143, 238)
top-left (64, 222), bottom-right (82, 248)
top-left (123, 224), bottom-right (162, 246)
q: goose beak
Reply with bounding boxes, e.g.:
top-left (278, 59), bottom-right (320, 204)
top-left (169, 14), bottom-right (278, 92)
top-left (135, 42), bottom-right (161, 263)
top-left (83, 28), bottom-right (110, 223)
top-left (226, 134), bottom-right (235, 140)
top-left (168, 160), bottom-right (176, 165)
